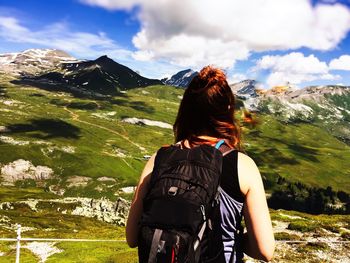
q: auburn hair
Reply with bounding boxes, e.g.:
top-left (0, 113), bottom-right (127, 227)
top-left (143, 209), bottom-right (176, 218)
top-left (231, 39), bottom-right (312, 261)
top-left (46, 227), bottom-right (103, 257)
top-left (173, 66), bottom-right (241, 150)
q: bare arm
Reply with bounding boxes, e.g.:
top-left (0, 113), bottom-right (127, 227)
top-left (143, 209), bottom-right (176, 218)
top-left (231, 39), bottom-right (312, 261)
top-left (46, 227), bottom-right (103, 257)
top-left (125, 154), bottom-right (156, 248)
top-left (238, 153), bottom-right (275, 261)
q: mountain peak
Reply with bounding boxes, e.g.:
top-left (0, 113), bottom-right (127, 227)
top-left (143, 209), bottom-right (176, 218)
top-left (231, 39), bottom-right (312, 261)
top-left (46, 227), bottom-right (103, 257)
top-left (163, 69), bottom-right (198, 88)
top-left (230, 79), bottom-right (260, 98)
top-left (95, 55), bottom-right (114, 63)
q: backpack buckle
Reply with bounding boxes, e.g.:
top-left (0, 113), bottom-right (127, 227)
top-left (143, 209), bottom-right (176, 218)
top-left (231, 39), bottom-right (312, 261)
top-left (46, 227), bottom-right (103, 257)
top-left (168, 186), bottom-right (178, 196)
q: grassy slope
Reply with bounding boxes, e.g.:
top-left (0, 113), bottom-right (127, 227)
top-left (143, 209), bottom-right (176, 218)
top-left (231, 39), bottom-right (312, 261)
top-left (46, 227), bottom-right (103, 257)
top-left (0, 78), bottom-right (181, 198)
top-left (244, 115), bottom-right (350, 191)
top-left (1, 77), bottom-right (350, 262)
top-left (1, 77), bottom-right (349, 192)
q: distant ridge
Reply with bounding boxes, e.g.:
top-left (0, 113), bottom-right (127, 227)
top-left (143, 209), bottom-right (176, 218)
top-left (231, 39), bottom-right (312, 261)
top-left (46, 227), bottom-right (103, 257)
top-left (1, 49), bottom-right (163, 95)
top-left (162, 69), bottom-right (198, 88)
top-left (45, 55), bottom-right (163, 94)
top-left (0, 48), bottom-right (78, 75)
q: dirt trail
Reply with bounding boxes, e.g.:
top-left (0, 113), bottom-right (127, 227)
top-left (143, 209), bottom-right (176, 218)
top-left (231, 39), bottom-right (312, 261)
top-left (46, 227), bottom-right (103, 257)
top-left (62, 106), bottom-right (146, 152)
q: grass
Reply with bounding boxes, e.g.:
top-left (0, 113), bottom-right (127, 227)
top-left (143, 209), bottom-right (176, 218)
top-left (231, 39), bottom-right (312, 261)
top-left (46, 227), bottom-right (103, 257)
top-left (274, 232), bottom-right (300, 241)
top-left (1, 76), bottom-right (350, 261)
top-left (1, 79), bottom-right (350, 193)
top-left (244, 115), bottom-right (350, 192)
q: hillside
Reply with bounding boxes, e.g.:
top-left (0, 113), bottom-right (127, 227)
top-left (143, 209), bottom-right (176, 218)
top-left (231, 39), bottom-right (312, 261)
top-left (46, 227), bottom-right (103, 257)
top-left (1, 73), bottom-right (350, 212)
top-left (1, 50), bottom-right (350, 261)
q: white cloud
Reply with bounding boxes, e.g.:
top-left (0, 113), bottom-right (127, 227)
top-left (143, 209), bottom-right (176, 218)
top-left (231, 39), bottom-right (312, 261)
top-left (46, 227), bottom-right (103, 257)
top-left (132, 32), bottom-right (249, 68)
top-left (0, 16), bottom-right (131, 60)
top-left (329, 55), bottom-right (350, 70)
top-left (255, 52), bottom-right (340, 87)
top-left (0, 15), bottom-right (185, 78)
top-left (80, 0), bottom-right (350, 68)
top-left (229, 73), bottom-right (248, 84)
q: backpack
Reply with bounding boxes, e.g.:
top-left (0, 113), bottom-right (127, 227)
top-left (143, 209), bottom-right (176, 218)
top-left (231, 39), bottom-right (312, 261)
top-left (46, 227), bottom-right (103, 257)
top-left (138, 140), bottom-right (229, 263)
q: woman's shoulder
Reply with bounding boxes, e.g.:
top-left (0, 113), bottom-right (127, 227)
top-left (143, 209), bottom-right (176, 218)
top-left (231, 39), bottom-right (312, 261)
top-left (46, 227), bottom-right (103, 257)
top-left (237, 152), bottom-right (257, 167)
top-left (237, 152), bottom-right (261, 195)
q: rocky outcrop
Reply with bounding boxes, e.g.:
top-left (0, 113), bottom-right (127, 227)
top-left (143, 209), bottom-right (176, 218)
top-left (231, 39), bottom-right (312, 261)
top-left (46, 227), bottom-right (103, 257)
top-left (66, 176), bottom-right (92, 188)
top-left (0, 159), bottom-right (54, 185)
top-left (0, 197), bottom-right (130, 226)
top-left (23, 242), bottom-right (62, 263)
top-left (71, 197), bottom-right (130, 225)
top-left (122, 117), bottom-right (172, 129)
top-left (0, 49), bottom-right (78, 76)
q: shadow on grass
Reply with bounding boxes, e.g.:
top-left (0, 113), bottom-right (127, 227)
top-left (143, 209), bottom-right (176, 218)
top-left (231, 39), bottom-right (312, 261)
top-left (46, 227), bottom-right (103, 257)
top-left (110, 99), bottom-right (155, 114)
top-left (287, 143), bottom-right (319, 162)
top-left (50, 99), bottom-right (99, 110)
top-left (10, 76), bottom-right (129, 100)
top-left (28, 93), bottom-right (46, 98)
top-left (12, 76), bottom-right (155, 113)
top-left (0, 84), bottom-right (9, 98)
top-left (5, 118), bottom-right (81, 139)
top-left (129, 101), bottom-right (155, 113)
top-left (250, 148), bottom-right (300, 169)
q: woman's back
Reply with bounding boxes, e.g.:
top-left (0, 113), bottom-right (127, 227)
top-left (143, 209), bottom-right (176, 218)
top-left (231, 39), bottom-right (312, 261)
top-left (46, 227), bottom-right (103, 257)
top-left (125, 66), bottom-right (275, 262)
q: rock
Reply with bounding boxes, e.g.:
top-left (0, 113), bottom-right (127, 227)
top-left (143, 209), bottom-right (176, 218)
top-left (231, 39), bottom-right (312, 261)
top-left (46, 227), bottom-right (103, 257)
top-left (0, 136), bottom-right (30, 146)
top-left (0, 196), bottom-right (130, 226)
top-left (0, 202), bottom-right (14, 210)
top-left (0, 159), bottom-right (54, 184)
top-left (119, 186), bottom-right (136, 194)
top-left (23, 242), bottom-right (63, 263)
top-left (94, 186), bottom-right (104, 192)
top-left (66, 176), bottom-right (91, 188)
top-left (122, 117), bottom-right (172, 129)
top-left (48, 185), bottom-right (65, 196)
top-left (97, 177), bottom-right (116, 183)
top-left (20, 199), bottom-right (39, 212)
top-left (0, 126), bottom-right (9, 132)
top-left (71, 197), bottom-right (130, 225)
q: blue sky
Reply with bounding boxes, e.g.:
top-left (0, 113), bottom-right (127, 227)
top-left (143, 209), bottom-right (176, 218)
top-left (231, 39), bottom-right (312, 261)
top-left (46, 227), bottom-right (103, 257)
top-left (0, 0), bottom-right (350, 88)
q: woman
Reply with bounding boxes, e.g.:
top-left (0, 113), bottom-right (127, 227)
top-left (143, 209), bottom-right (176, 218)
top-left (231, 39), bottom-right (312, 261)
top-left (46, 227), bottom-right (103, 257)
top-left (126, 66), bottom-right (275, 262)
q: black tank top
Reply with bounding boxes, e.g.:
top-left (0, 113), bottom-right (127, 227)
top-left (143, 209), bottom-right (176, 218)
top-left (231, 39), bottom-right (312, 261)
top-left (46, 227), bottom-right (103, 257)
top-left (219, 150), bottom-right (244, 263)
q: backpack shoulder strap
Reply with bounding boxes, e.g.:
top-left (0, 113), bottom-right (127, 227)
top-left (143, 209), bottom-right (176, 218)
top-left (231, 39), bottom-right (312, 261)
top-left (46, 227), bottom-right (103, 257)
top-left (215, 139), bottom-right (235, 156)
top-left (215, 139), bottom-right (225, 149)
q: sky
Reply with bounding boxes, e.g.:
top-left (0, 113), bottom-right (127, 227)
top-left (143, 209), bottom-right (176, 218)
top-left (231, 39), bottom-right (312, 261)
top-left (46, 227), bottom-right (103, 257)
top-left (0, 0), bottom-right (350, 88)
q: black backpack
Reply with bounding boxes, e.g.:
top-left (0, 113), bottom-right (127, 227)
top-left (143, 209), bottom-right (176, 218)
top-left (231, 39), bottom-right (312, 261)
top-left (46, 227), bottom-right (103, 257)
top-left (138, 140), bottom-right (229, 263)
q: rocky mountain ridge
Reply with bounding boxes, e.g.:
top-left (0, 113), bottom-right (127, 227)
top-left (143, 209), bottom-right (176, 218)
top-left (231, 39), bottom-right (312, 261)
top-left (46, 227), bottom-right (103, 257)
top-left (0, 49), bottom-right (78, 76)
top-left (162, 69), bottom-right (198, 88)
top-left (34, 55), bottom-right (163, 95)
top-left (0, 49), bottom-right (163, 95)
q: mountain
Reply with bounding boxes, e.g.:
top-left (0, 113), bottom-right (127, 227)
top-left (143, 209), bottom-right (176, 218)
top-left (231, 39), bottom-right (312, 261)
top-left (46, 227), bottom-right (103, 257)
top-left (162, 69), bottom-right (198, 88)
top-left (230, 79), bottom-right (265, 110)
top-left (232, 80), bottom-right (350, 146)
top-left (1, 49), bottom-right (164, 96)
top-left (32, 55), bottom-right (163, 95)
top-left (230, 79), bottom-right (261, 98)
top-left (0, 48), bottom-right (78, 76)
